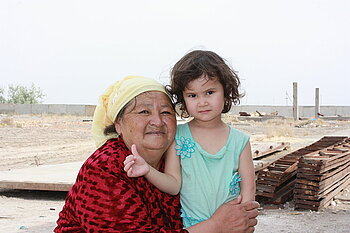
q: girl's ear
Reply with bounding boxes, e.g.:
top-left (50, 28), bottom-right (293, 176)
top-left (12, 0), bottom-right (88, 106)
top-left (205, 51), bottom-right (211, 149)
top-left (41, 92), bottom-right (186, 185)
top-left (223, 98), bottom-right (230, 112)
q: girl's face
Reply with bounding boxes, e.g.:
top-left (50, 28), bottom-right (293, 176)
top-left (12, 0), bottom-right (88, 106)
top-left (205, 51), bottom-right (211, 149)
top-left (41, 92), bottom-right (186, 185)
top-left (183, 75), bottom-right (225, 123)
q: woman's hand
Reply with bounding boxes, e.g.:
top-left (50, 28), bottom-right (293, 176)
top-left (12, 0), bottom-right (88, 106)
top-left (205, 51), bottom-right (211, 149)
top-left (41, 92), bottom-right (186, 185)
top-left (124, 144), bottom-right (150, 177)
top-left (187, 196), bottom-right (259, 233)
top-left (210, 196), bottom-right (259, 233)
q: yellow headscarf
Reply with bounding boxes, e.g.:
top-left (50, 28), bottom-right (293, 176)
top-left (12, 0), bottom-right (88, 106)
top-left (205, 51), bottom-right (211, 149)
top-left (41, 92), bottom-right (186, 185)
top-left (92, 75), bottom-right (169, 148)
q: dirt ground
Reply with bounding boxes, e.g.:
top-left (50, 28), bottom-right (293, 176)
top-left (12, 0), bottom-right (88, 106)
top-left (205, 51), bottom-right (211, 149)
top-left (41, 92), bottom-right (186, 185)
top-left (0, 114), bottom-right (349, 233)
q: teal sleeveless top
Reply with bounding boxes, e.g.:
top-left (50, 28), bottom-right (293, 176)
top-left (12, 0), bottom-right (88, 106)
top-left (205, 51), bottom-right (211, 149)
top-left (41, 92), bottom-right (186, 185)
top-left (175, 123), bottom-right (249, 228)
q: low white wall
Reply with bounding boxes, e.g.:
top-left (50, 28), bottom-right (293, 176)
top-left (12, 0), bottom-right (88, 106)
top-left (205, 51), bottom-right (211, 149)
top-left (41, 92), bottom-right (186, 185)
top-left (0, 104), bottom-right (349, 118)
top-left (230, 105), bottom-right (350, 118)
top-left (0, 104), bottom-right (96, 116)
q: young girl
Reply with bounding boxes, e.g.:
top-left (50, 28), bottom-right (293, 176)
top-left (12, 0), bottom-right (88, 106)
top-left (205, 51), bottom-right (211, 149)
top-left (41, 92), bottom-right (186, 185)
top-left (124, 50), bottom-right (256, 228)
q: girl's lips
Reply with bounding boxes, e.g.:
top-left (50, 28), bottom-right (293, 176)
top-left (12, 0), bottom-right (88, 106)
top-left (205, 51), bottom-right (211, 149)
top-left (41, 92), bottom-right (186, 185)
top-left (198, 110), bottom-right (211, 113)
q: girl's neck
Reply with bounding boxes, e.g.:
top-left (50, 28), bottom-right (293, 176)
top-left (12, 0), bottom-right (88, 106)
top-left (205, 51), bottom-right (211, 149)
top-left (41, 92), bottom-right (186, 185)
top-left (189, 115), bottom-right (224, 129)
top-left (188, 117), bottom-right (230, 155)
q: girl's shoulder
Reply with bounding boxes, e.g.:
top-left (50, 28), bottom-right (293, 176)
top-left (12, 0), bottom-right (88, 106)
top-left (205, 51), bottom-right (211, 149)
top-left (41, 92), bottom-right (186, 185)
top-left (228, 125), bottom-right (250, 142)
top-left (176, 122), bottom-right (190, 135)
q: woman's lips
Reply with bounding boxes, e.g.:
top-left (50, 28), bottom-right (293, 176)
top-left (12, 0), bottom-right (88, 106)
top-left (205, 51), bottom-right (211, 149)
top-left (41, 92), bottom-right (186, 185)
top-left (146, 131), bottom-right (165, 135)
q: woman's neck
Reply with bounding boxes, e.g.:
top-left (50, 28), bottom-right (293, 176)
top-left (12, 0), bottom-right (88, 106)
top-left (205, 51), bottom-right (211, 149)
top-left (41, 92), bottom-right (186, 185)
top-left (121, 137), bottom-right (164, 170)
top-left (138, 148), bottom-right (164, 169)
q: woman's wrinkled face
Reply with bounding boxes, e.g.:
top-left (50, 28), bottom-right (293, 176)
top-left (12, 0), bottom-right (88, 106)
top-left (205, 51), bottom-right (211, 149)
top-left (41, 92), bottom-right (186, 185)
top-left (114, 91), bottom-right (176, 160)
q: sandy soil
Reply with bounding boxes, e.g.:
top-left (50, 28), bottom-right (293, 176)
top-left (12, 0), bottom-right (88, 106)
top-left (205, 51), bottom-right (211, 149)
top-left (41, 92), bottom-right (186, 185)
top-left (0, 114), bottom-right (349, 233)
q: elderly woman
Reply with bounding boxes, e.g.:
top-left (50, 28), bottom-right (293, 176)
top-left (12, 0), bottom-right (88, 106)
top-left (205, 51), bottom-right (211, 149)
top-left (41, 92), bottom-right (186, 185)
top-left (55, 76), bottom-right (259, 233)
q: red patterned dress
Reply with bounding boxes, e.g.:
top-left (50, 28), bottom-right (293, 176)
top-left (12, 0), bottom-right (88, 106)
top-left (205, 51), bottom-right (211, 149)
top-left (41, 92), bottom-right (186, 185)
top-left (55, 138), bottom-right (187, 233)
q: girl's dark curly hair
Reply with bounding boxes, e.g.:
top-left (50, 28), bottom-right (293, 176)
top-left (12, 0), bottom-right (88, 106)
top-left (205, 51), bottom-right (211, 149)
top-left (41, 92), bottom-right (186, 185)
top-left (169, 50), bottom-right (243, 118)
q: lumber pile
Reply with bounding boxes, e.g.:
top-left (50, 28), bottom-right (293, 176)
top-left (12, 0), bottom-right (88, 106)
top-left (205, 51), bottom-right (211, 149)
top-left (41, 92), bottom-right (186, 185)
top-left (294, 138), bottom-right (350, 210)
top-left (253, 142), bottom-right (291, 173)
top-left (253, 142), bottom-right (290, 160)
top-left (256, 136), bottom-right (348, 204)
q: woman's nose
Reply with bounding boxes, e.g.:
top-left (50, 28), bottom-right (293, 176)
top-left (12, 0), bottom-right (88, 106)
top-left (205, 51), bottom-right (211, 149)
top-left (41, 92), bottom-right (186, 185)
top-left (149, 113), bottom-right (163, 126)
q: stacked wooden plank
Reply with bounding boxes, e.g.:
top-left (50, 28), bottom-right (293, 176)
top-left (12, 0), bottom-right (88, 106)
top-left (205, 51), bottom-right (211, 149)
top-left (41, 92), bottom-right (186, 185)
top-left (294, 139), bottom-right (350, 210)
top-left (256, 136), bottom-right (348, 204)
top-left (252, 142), bottom-right (290, 160)
top-left (253, 142), bottom-right (290, 173)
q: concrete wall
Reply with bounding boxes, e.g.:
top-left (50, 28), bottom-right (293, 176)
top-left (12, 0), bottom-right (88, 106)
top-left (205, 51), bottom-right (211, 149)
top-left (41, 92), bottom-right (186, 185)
top-left (0, 104), bottom-right (96, 116)
top-left (230, 105), bottom-right (350, 118)
top-left (0, 104), bottom-right (349, 118)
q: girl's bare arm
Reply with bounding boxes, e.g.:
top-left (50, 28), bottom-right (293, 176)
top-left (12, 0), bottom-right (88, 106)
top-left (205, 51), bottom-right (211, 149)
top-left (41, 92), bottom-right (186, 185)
top-left (238, 140), bottom-right (256, 202)
top-left (124, 142), bottom-right (181, 195)
top-left (145, 141), bottom-right (181, 195)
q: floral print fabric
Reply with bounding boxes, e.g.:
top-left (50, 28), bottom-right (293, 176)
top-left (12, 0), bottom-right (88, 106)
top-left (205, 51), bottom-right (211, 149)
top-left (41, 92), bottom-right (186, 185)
top-left (175, 136), bottom-right (195, 159)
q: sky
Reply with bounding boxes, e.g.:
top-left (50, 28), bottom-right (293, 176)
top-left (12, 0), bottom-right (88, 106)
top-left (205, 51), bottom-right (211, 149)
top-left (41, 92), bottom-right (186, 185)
top-left (1, 0), bottom-right (349, 106)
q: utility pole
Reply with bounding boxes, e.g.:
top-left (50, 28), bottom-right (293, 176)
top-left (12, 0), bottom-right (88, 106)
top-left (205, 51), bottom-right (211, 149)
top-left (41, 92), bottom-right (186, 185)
top-left (315, 88), bottom-right (320, 118)
top-left (293, 82), bottom-right (298, 120)
top-left (285, 91), bottom-right (288, 106)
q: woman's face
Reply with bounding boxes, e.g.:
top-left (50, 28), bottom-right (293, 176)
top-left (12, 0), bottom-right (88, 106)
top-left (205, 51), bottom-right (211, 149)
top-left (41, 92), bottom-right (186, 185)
top-left (115, 91), bottom-right (176, 162)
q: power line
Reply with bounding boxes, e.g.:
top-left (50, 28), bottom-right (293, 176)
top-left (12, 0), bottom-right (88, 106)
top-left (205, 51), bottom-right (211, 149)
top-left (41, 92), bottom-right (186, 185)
top-left (285, 91), bottom-right (292, 105)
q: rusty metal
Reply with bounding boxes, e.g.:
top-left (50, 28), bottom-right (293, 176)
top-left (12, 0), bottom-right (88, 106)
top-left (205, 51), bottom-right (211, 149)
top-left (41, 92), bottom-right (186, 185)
top-left (294, 139), bottom-right (350, 211)
top-left (253, 142), bottom-right (290, 160)
top-left (256, 136), bottom-right (348, 204)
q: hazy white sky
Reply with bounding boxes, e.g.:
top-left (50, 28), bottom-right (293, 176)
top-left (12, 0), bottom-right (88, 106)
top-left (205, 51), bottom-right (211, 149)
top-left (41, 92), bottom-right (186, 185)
top-left (1, 0), bottom-right (349, 106)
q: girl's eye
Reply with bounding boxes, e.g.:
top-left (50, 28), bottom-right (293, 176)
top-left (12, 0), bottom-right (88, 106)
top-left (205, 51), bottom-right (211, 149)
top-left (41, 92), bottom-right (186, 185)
top-left (187, 94), bottom-right (196, 98)
top-left (207, 91), bottom-right (214, 95)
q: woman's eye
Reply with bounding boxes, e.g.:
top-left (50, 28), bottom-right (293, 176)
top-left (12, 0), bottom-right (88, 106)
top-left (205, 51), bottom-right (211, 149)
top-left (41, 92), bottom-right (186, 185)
top-left (161, 111), bottom-right (173, 115)
top-left (139, 110), bottom-right (149, 114)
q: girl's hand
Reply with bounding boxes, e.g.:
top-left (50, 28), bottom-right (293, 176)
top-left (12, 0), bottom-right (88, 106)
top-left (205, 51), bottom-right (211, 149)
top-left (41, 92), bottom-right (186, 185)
top-left (123, 144), bottom-right (150, 177)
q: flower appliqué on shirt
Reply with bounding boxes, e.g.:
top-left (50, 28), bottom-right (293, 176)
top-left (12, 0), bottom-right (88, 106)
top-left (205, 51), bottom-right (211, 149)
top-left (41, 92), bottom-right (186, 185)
top-left (229, 172), bottom-right (241, 198)
top-left (175, 136), bottom-right (195, 159)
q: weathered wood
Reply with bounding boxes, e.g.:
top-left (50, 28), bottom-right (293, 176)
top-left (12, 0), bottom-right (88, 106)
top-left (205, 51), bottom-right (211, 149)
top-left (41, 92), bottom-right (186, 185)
top-left (297, 161), bottom-right (350, 181)
top-left (297, 175), bottom-right (350, 210)
top-left (302, 151), bottom-right (350, 172)
top-left (295, 203), bottom-right (319, 211)
top-left (294, 140), bottom-right (350, 211)
top-left (0, 181), bottom-right (72, 192)
top-left (256, 137), bottom-right (348, 204)
top-left (257, 175), bottom-right (296, 198)
top-left (296, 167), bottom-right (350, 191)
top-left (0, 162), bottom-right (83, 191)
top-left (253, 142), bottom-right (290, 159)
